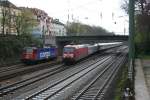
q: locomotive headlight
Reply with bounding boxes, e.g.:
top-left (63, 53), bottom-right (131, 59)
top-left (63, 54), bottom-right (74, 58)
top-left (70, 54), bottom-right (74, 58)
top-left (63, 54), bottom-right (67, 58)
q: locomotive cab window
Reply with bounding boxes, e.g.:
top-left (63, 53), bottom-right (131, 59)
top-left (63, 47), bottom-right (75, 53)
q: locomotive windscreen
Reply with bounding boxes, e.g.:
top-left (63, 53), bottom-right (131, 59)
top-left (24, 47), bottom-right (36, 53)
top-left (63, 47), bottom-right (74, 52)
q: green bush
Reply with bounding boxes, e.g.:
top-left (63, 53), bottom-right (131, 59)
top-left (134, 14), bottom-right (150, 56)
top-left (0, 34), bottom-right (42, 63)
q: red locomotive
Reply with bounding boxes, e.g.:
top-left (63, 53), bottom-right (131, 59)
top-left (63, 45), bottom-right (88, 62)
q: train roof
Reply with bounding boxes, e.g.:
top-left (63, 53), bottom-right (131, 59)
top-left (24, 47), bottom-right (37, 49)
top-left (64, 44), bottom-right (87, 49)
top-left (97, 42), bottom-right (122, 46)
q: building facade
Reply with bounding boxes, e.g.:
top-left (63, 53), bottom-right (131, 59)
top-left (22, 8), bottom-right (67, 37)
top-left (50, 19), bottom-right (67, 36)
top-left (0, 1), bottom-right (67, 37)
top-left (0, 0), bottom-right (21, 35)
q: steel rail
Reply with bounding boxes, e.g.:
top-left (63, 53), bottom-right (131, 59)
top-left (24, 56), bottom-right (113, 100)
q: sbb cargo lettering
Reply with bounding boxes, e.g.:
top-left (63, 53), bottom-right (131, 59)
top-left (40, 52), bottom-right (50, 58)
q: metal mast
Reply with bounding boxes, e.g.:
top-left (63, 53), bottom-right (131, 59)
top-left (128, 0), bottom-right (135, 80)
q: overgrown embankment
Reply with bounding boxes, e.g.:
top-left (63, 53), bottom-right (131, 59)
top-left (114, 65), bottom-right (128, 100)
top-left (134, 14), bottom-right (150, 57)
top-left (0, 34), bottom-right (41, 66)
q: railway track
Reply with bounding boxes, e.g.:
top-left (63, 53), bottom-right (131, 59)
top-left (0, 48), bottom-right (106, 81)
top-left (94, 54), bottom-right (127, 100)
top-left (71, 53), bottom-right (127, 100)
top-left (0, 60), bottom-right (61, 81)
top-left (0, 46), bottom-right (127, 100)
top-left (0, 63), bottom-right (24, 74)
top-left (12, 55), bottom-right (113, 100)
top-left (18, 55), bottom-right (114, 100)
top-left (0, 64), bottom-right (64, 94)
top-left (0, 52), bottom-right (109, 100)
top-left (20, 50), bottom-right (127, 100)
top-left (0, 45), bottom-right (124, 81)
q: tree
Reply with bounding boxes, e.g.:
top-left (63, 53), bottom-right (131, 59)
top-left (14, 9), bottom-right (37, 35)
top-left (121, 0), bottom-right (147, 14)
top-left (0, 1), bottom-right (37, 35)
top-left (67, 22), bottom-right (113, 36)
top-left (121, 0), bottom-right (150, 54)
top-left (121, 0), bottom-right (129, 14)
top-left (0, 0), bottom-right (9, 34)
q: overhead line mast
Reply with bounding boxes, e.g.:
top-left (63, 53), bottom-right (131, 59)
top-left (128, 0), bottom-right (135, 80)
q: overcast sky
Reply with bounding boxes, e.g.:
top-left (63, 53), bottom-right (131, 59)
top-left (9, 0), bottom-right (128, 35)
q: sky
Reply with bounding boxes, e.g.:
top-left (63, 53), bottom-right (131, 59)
top-left (9, 0), bottom-right (129, 35)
